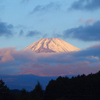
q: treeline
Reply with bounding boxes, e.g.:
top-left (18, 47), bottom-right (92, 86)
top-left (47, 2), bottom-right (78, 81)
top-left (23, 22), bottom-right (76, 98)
top-left (0, 80), bottom-right (44, 100)
top-left (45, 71), bottom-right (100, 100)
top-left (1, 71), bottom-right (100, 100)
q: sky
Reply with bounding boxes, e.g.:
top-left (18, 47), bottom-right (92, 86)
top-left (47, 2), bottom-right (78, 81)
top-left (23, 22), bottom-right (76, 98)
top-left (0, 0), bottom-right (100, 77)
top-left (0, 0), bottom-right (100, 50)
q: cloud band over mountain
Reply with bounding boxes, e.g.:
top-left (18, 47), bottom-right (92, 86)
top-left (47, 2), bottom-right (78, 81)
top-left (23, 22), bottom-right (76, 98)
top-left (0, 43), bottom-right (100, 76)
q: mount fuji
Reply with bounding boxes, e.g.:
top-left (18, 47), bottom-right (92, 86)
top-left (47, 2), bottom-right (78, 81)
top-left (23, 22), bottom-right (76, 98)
top-left (24, 38), bottom-right (80, 53)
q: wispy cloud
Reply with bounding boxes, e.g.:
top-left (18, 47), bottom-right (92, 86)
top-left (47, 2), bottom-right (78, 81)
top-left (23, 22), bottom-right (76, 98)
top-left (19, 30), bottom-right (24, 36)
top-left (30, 2), bottom-right (61, 14)
top-left (26, 30), bottom-right (41, 37)
top-left (21, 0), bottom-right (30, 3)
top-left (0, 43), bottom-right (100, 76)
top-left (78, 18), bottom-right (96, 25)
top-left (63, 20), bottom-right (100, 41)
top-left (70, 0), bottom-right (100, 11)
top-left (0, 22), bottom-right (14, 37)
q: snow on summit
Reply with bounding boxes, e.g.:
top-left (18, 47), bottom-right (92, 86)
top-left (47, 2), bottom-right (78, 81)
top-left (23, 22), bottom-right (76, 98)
top-left (24, 38), bottom-right (80, 53)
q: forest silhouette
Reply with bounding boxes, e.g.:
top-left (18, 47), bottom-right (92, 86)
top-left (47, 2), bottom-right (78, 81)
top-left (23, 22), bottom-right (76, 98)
top-left (1, 71), bottom-right (100, 100)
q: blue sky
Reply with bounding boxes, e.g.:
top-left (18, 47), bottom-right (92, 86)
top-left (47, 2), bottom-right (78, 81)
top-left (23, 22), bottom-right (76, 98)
top-left (0, 0), bottom-right (100, 50)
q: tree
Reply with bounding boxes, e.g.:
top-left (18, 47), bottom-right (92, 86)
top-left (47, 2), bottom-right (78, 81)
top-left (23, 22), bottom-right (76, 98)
top-left (20, 89), bottom-right (29, 100)
top-left (31, 81), bottom-right (43, 100)
top-left (0, 79), bottom-right (14, 100)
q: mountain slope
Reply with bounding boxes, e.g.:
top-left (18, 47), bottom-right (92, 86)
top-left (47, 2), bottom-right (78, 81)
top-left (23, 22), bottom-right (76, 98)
top-left (24, 38), bottom-right (80, 53)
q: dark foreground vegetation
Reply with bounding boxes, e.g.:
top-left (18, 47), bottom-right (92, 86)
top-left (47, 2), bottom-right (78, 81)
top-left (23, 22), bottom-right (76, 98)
top-left (1, 71), bottom-right (100, 100)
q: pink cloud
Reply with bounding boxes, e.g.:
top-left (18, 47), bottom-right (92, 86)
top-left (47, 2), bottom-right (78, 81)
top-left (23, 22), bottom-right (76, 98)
top-left (0, 47), bottom-right (15, 63)
top-left (16, 61), bottom-right (100, 76)
top-left (0, 43), bottom-right (100, 76)
top-left (86, 19), bottom-right (94, 23)
top-left (78, 18), bottom-right (96, 24)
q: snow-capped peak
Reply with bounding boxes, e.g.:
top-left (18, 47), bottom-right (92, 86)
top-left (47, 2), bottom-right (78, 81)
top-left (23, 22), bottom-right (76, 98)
top-left (24, 38), bottom-right (80, 53)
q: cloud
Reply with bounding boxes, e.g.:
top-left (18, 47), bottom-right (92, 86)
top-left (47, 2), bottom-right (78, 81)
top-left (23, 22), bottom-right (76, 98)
top-left (16, 25), bottom-right (26, 29)
top-left (26, 30), bottom-right (41, 37)
top-left (0, 22), bottom-right (14, 37)
top-left (78, 18), bottom-right (95, 24)
top-left (21, 0), bottom-right (30, 3)
top-left (19, 62), bottom-right (98, 76)
top-left (19, 30), bottom-right (24, 36)
top-left (0, 43), bottom-right (100, 76)
top-left (30, 2), bottom-right (61, 14)
top-left (70, 0), bottom-right (100, 11)
top-left (63, 20), bottom-right (100, 41)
